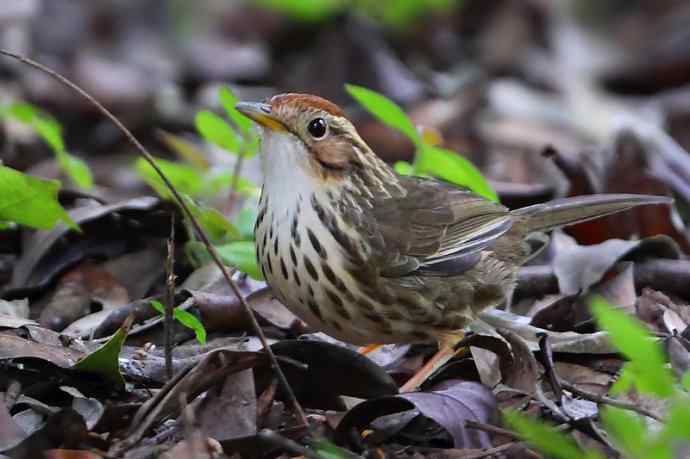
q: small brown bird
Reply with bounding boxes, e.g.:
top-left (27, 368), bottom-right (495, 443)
top-left (237, 94), bottom-right (671, 390)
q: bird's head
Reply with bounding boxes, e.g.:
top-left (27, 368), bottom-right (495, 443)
top-left (236, 93), bottom-right (383, 181)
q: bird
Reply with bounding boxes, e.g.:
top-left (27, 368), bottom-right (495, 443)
top-left (236, 93), bottom-right (671, 391)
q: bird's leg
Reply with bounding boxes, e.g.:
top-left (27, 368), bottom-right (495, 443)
top-left (358, 343), bottom-right (383, 355)
top-left (399, 332), bottom-right (465, 393)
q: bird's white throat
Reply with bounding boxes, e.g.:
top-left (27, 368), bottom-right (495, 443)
top-left (259, 129), bottom-right (323, 223)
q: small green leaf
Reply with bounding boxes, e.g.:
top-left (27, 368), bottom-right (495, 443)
top-left (55, 150), bottom-right (94, 189)
top-left (149, 300), bottom-right (165, 314)
top-left (33, 116), bottom-right (65, 153)
top-left (590, 297), bottom-right (675, 398)
top-left (255, 0), bottom-right (342, 22)
top-left (135, 157), bottom-right (205, 199)
top-left (150, 300), bottom-right (207, 345)
top-left (205, 169), bottom-right (259, 197)
top-left (219, 87), bottom-right (253, 135)
top-left (74, 317), bottom-right (130, 388)
top-left (416, 146), bottom-right (498, 201)
top-left (157, 129), bottom-right (210, 170)
top-left (173, 308), bottom-right (207, 344)
top-left (236, 206), bottom-right (258, 240)
top-left (182, 194), bottom-right (240, 243)
top-left (310, 438), bottom-right (360, 459)
top-left (504, 411), bottom-right (603, 459)
top-left (4, 102), bottom-right (37, 122)
top-left (600, 407), bottom-right (647, 455)
top-left (394, 160), bottom-right (415, 176)
top-left (215, 241), bottom-right (263, 280)
top-left (661, 402), bottom-right (690, 443)
top-left (345, 84), bottom-right (422, 146)
top-left (0, 165), bottom-right (77, 230)
top-left (609, 363), bottom-right (636, 395)
top-left (232, 177), bottom-right (261, 197)
top-left (195, 110), bottom-right (240, 153)
top-left (2, 102), bottom-right (95, 190)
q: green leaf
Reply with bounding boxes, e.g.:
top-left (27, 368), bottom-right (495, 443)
top-left (205, 169), bottom-right (259, 197)
top-left (157, 129), bottom-right (210, 170)
top-left (310, 438), bottom-right (360, 459)
top-left (150, 300), bottom-right (165, 314)
top-left (150, 300), bottom-right (207, 345)
top-left (2, 102), bottom-right (94, 190)
top-left (236, 206), bottom-right (257, 240)
top-left (661, 402), bottom-right (690, 443)
top-left (182, 194), bottom-right (240, 243)
top-left (504, 411), bottom-right (602, 459)
top-left (4, 102), bottom-right (37, 122)
top-left (255, 0), bottom-right (342, 22)
top-left (609, 363), bottom-right (636, 395)
top-left (219, 87), bottom-right (253, 136)
top-left (33, 116), bottom-right (65, 153)
top-left (394, 160), bottom-right (415, 176)
top-left (600, 406), bottom-right (647, 455)
top-left (590, 297), bottom-right (675, 398)
top-left (55, 150), bottom-right (94, 189)
top-left (233, 177), bottom-right (261, 197)
top-left (135, 157), bottom-right (205, 199)
top-left (195, 110), bottom-right (240, 154)
top-left (0, 165), bottom-right (77, 230)
top-left (173, 308), bottom-right (207, 344)
top-left (215, 241), bottom-right (263, 280)
top-left (416, 146), bottom-right (498, 201)
top-left (345, 84), bottom-right (422, 146)
top-left (73, 317), bottom-right (130, 388)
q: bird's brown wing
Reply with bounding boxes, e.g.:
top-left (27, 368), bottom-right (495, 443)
top-left (364, 176), bottom-right (512, 278)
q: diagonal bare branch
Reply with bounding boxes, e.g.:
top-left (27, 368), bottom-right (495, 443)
top-left (0, 48), bottom-right (308, 428)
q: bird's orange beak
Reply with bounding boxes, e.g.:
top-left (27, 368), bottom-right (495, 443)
top-left (235, 102), bottom-right (287, 132)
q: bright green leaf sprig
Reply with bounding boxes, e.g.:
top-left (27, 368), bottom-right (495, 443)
top-left (137, 86), bottom-right (261, 201)
top-left (136, 86), bottom-right (263, 280)
top-left (345, 84), bottom-right (498, 202)
top-left (504, 411), bottom-right (603, 459)
top-left (590, 297), bottom-right (675, 398)
top-left (195, 86), bottom-right (259, 158)
top-left (74, 317), bottom-right (130, 389)
top-left (507, 297), bottom-right (690, 459)
top-left (0, 165), bottom-right (77, 230)
top-left (254, 0), bottom-right (456, 28)
top-left (1, 102), bottom-right (93, 189)
top-left (150, 300), bottom-right (207, 345)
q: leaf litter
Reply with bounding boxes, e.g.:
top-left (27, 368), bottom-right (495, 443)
top-left (2, 2), bottom-right (690, 458)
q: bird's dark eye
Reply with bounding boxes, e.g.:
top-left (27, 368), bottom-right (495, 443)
top-left (307, 118), bottom-right (327, 139)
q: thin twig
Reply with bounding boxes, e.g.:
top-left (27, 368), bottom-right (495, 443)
top-left (560, 380), bottom-right (663, 422)
top-left (537, 333), bottom-right (564, 401)
top-left (0, 49), bottom-right (308, 428)
top-left (164, 213), bottom-right (176, 379)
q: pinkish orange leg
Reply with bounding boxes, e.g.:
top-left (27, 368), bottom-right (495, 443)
top-left (399, 332), bottom-right (466, 393)
top-left (358, 343), bottom-right (384, 355)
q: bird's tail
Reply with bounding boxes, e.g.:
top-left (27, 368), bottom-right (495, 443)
top-left (511, 194), bottom-right (672, 233)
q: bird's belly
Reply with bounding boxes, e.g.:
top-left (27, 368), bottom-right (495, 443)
top-left (260, 250), bottom-right (387, 345)
top-left (255, 205), bottom-right (403, 345)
